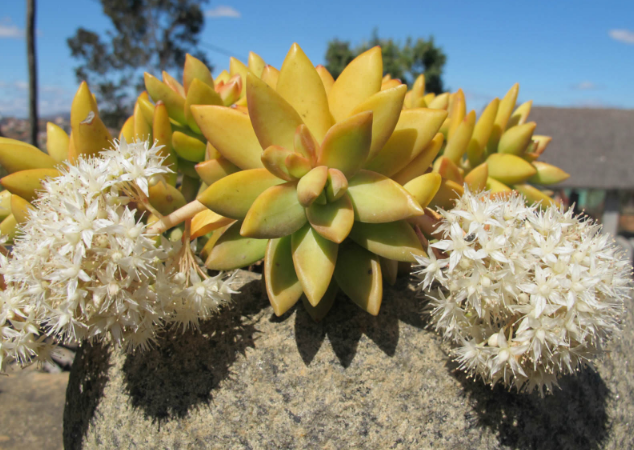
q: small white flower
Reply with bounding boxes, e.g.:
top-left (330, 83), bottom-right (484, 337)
top-left (415, 187), bottom-right (633, 395)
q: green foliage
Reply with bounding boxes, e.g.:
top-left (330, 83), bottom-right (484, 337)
top-left (325, 29), bottom-right (446, 94)
top-left (67, 0), bottom-right (211, 128)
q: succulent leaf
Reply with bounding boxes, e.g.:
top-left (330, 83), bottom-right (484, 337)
top-left (443, 110), bottom-right (476, 164)
top-left (403, 173), bottom-right (442, 209)
top-left (0, 190), bottom-right (11, 221)
top-left (428, 179), bottom-right (464, 209)
top-left (229, 56), bottom-right (250, 97)
top-left (467, 98), bottom-right (499, 167)
top-left (325, 168), bottom-right (348, 202)
top-left (69, 83), bottom-right (113, 161)
top-left (347, 170), bottom-right (423, 223)
top-left (206, 221), bottom-right (267, 270)
top-left (291, 224), bottom-right (338, 307)
top-left (241, 182), bottom-right (307, 239)
top-left (133, 101), bottom-right (152, 142)
top-left (432, 156), bottom-right (464, 184)
top-left (366, 108), bottom-right (447, 177)
top-left (317, 111), bottom-right (373, 179)
top-left (334, 241), bottom-right (383, 316)
top-left (148, 179), bottom-right (187, 215)
top-left (487, 153), bottom-right (537, 185)
top-left (197, 168), bottom-right (284, 219)
top-left (446, 89), bottom-right (466, 140)
top-left (261, 65), bottom-right (280, 90)
top-left (0, 168), bottom-right (60, 202)
top-left (10, 195), bottom-right (33, 225)
top-left (485, 176), bottom-right (513, 194)
top-left (184, 78), bottom-right (223, 134)
top-left (507, 100), bottom-right (533, 129)
top-left (153, 102), bottom-right (178, 183)
top-left (46, 122), bottom-right (70, 163)
top-left (191, 105), bottom-right (263, 169)
top-left (379, 257), bottom-right (398, 285)
top-left (487, 83), bottom-right (519, 155)
top-left (0, 140), bottom-right (57, 173)
top-left (391, 132), bottom-right (444, 185)
top-left (349, 220), bottom-right (425, 263)
top-left (528, 161), bottom-right (570, 185)
top-left (315, 65), bottom-right (335, 95)
top-left (328, 46), bottom-right (383, 122)
top-left (144, 73), bottom-right (186, 124)
top-left (464, 162), bottom-right (489, 192)
top-left (172, 131), bottom-right (206, 162)
top-left (306, 193), bottom-right (354, 243)
top-left (513, 183), bottom-right (558, 207)
top-left (293, 124), bottom-right (319, 164)
top-left (265, 236), bottom-right (304, 316)
top-left (285, 153), bottom-right (312, 179)
top-left (0, 214), bottom-right (17, 242)
top-left (248, 51), bottom-right (266, 77)
top-left (247, 72), bottom-right (305, 153)
top-left (498, 122), bottom-right (536, 155)
top-left (183, 54), bottom-right (214, 93)
top-left (261, 146), bottom-right (296, 181)
top-left (277, 43), bottom-right (334, 143)
top-left (296, 165), bottom-right (328, 207)
top-left (349, 84), bottom-right (407, 160)
top-left (190, 209), bottom-right (234, 240)
top-left (301, 280), bottom-right (338, 322)
top-left (119, 116), bottom-right (135, 143)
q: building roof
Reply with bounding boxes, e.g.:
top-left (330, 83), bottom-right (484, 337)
top-left (529, 106), bottom-right (634, 190)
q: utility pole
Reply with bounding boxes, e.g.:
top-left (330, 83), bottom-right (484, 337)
top-left (27, 0), bottom-right (38, 146)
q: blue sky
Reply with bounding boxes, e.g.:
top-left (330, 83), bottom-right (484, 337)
top-left (1, 0), bottom-right (633, 117)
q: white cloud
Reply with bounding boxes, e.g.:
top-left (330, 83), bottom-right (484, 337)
top-left (205, 6), bottom-right (241, 18)
top-left (14, 81), bottom-right (28, 90)
top-left (0, 17), bottom-right (23, 39)
top-left (571, 81), bottom-right (600, 91)
top-left (609, 29), bottom-right (634, 44)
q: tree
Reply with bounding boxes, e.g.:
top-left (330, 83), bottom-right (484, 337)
top-left (325, 30), bottom-right (447, 94)
top-left (27, 0), bottom-right (38, 146)
top-left (67, 0), bottom-right (211, 128)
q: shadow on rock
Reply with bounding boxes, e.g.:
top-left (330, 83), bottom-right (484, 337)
top-left (63, 341), bottom-right (112, 450)
top-left (294, 277), bottom-right (428, 367)
top-left (121, 278), bottom-right (267, 423)
top-left (450, 360), bottom-right (610, 450)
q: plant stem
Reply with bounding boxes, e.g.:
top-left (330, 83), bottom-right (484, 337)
top-left (147, 200), bottom-right (207, 235)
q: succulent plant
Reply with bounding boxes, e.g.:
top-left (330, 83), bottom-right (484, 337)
top-left (390, 76), bottom-right (570, 210)
top-left (189, 44), bottom-right (446, 319)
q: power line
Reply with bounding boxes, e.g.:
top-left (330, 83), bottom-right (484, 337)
top-left (199, 42), bottom-right (246, 61)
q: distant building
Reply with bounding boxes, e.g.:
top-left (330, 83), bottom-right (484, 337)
top-left (531, 106), bottom-right (634, 237)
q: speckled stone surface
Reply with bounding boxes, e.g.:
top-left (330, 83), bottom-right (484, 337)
top-left (64, 271), bottom-right (634, 450)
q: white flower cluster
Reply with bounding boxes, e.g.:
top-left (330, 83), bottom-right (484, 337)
top-left (414, 188), bottom-right (632, 395)
top-left (0, 140), bottom-right (236, 371)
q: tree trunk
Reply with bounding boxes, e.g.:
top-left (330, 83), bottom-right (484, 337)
top-left (27, 0), bottom-right (38, 147)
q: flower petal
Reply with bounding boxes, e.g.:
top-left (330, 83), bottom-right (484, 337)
top-left (191, 105), bottom-right (263, 170)
top-left (334, 241), bottom-right (383, 316)
top-left (291, 224), bottom-right (338, 306)
top-left (317, 111), bottom-right (373, 179)
top-left (306, 194), bottom-right (354, 243)
top-left (265, 236), bottom-right (303, 316)
top-left (277, 43), bottom-right (334, 143)
top-left (347, 170), bottom-right (423, 223)
top-left (349, 221), bottom-right (426, 263)
top-left (328, 46), bottom-right (383, 122)
top-left (197, 169), bottom-right (284, 219)
top-left (241, 182), bottom-right (307, 239)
